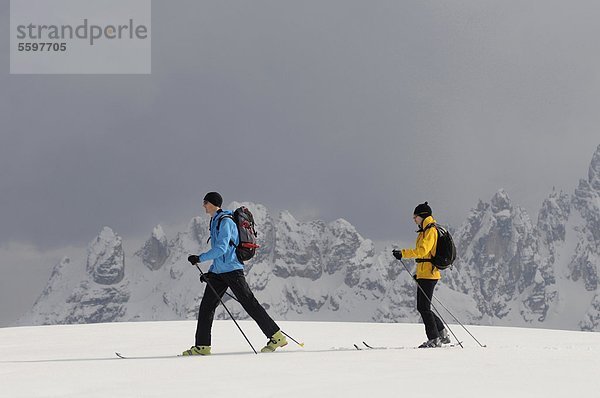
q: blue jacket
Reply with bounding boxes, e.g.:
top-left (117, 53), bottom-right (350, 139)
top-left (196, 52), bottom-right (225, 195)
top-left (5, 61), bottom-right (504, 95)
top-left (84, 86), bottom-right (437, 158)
top-left (199, 210), bottom-right (244, 274)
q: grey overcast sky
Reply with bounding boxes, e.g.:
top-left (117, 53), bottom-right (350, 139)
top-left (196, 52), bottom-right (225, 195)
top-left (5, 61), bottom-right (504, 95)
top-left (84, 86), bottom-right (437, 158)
top-left (2, 0), bottom-right (600, 252)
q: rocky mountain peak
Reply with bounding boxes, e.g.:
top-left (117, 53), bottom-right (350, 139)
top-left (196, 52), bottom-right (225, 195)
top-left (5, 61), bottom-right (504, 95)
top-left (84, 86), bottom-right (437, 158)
top-left (588, 144), bottom-right (600, 191)
top-left (537, 189), bottom-right (571, 245)
top-left (446, 189), bottom-right (554, 321)
top-left (86, 227), bottom-right (125, 285)
top-left (137, 225), bottom-right (169, 271)
top-left (491, 188), bottom-right (512, 214)
top-left (20, 145), bottom-right (600, 331)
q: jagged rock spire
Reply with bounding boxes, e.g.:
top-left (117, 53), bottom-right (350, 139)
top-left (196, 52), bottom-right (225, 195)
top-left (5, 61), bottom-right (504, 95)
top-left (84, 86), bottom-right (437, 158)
top-left (86, 227), bottom-right (125, 285)
top-left (138, 225), bottom-right (169, 271)
top-left (588, 144), bottom-right (600, 191)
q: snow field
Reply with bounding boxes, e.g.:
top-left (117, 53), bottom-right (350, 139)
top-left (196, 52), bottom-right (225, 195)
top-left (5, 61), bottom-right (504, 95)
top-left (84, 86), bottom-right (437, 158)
top-left (1, 320), bottom-right (599, 398)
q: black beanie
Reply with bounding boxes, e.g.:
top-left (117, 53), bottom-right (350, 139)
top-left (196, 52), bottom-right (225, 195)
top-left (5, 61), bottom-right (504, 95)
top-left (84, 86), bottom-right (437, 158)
top-left (203, 192), bottom-right (223, 207)
top-left (414, 201), bottom-right (432, 218)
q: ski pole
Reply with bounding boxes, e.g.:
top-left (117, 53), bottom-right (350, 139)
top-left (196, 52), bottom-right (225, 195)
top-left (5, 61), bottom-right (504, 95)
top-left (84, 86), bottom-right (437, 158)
top-left (398, 259), bottom-right (463, 348)
top-left (195, 264), bottom-right (258, 354)
top-left (281, 331), bottom-right (305, 347)
top-left (219, 286), bottom-right (305, 347)
top-left (430, 290), bottom-right (487, 348)
top-left (400, 259), bottom-right (486, 348)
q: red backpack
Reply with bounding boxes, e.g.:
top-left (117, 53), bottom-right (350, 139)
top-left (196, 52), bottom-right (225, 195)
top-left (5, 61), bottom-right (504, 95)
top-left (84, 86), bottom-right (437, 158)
top-left (213, 206), bottom-right (260, 263)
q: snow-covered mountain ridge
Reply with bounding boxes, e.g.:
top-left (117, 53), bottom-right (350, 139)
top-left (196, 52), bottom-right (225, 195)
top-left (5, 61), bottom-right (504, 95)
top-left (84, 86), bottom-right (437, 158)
top-left (20, 145), bottom-right (600, 331)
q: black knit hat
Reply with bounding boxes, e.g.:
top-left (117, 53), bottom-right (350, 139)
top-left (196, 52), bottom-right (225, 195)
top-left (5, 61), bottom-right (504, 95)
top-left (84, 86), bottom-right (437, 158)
top-left (414, 201), bottom-right (432, 218)
top-left (203, 192), bottom-right (223, 207)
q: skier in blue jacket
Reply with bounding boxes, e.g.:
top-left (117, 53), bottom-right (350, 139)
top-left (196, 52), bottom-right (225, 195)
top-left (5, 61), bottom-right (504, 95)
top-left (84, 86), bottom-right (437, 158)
top-left (183, 192), bottom-right (287, 355)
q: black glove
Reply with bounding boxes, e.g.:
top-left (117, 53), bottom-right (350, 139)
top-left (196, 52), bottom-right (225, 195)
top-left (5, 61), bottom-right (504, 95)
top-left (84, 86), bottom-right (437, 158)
top-left (392, 250), bottom-right (403, 260)
top-left (413, 274), bottom-right (417, 280)
top-left (187, 255), bottom-right (200, 265)
top-left (200, 272), bottom-right (213, 283)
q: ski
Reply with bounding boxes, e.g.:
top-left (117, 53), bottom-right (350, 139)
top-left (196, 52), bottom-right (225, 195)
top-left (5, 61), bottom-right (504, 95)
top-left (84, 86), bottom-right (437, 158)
top-left (361, 341), bottom-right (463, 350)
top-left (116, 352), bottom-right (182, 360)
top-left (115, 341), bottom-right (463, 360)
top-left (115, 346), bottom-right (363, 360)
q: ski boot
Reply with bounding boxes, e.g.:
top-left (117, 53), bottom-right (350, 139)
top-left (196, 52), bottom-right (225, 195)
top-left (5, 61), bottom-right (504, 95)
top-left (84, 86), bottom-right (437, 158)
top-left (260, 330), bottom-right (288, 353)
top-left (418, 337), bottom-right (442, 348)
top-left (439, 329), bottom-right (451, 344)
top-left (182, 345), bottom-right (211, 356)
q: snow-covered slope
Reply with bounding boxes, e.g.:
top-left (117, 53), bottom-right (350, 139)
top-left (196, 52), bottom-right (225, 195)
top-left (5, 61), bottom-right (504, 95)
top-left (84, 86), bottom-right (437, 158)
top-left (1, 321), bottom-right (599, 398)
top-left (18, 146), bottom-right (600, 331)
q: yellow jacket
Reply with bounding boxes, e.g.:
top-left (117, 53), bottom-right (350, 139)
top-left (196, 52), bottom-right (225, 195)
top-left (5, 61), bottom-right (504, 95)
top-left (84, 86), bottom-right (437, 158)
top-left (401, 216), bottom-right (441, 280)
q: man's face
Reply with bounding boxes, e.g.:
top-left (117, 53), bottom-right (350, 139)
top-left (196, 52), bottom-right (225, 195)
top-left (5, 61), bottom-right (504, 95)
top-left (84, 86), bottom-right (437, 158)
top-left (413, 215), bottom-right (423, 226)
top-left (203, 200), bottom-right (218, 214)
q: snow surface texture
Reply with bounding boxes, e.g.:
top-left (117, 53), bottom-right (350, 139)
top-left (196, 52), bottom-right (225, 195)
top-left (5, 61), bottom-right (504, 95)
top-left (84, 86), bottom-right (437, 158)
top-left (18, 145), bottom-right (600, 331)
top-left (1, 321), bottom-right (599, 398)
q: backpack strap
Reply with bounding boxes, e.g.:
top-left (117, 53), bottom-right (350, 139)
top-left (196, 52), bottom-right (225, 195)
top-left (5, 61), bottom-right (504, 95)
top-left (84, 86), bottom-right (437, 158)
top-left (206, 212), bottom-right (235, 245)
top-left (216, 214), bottom-right (234, 232)
top-left (206, 209), bottom-right (224, 243)
top-left (423, 222), bottom-right (436, 231)
top-left (216, 214), bottom-right (236, 247)
top-left (416, 223), bottom-right (438, 272)
top-left (416, 222), bottom-right (436, 234)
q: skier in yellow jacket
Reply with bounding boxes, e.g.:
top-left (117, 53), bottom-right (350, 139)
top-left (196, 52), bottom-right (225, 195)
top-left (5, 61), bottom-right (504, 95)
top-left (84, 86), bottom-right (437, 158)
top-left (393, 202), bottom-right (450, 348)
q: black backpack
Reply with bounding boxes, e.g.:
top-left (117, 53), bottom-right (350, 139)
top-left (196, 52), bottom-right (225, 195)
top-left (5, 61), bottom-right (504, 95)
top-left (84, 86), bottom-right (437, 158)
top-left (417, 223), bottom-right (456, 270)
top-left (210, 206), bottom-right (260, 263)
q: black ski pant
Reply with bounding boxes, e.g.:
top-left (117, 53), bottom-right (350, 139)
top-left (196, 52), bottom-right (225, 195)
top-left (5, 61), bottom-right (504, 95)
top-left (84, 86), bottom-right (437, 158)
top-left (416, 278), bottom-right (445, 340)
top-left (195, 270), bottom-right (280, 347)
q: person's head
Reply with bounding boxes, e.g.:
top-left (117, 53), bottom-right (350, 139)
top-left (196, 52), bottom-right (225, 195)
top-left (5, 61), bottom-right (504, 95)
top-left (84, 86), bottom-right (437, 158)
top-left (202, 192), bottom-right (223, 215)
top-left (413, 201), bottom-right (432, 226)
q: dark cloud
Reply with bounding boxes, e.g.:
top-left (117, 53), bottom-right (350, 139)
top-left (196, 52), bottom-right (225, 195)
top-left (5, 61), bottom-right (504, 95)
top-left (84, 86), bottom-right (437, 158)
top-left (2, 0), bottom-right (600, 251)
